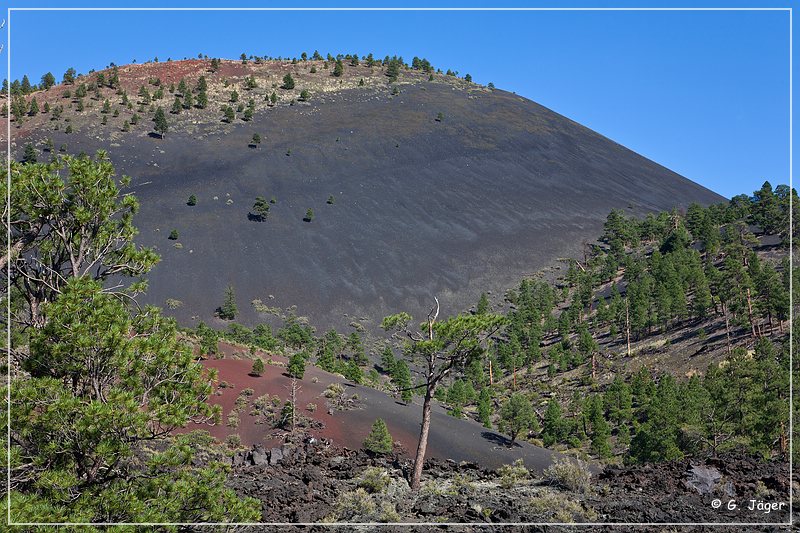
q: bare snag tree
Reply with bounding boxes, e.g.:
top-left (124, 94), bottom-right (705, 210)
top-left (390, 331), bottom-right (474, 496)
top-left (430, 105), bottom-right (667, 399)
top-left (382, 297), bottom-right (505, 490)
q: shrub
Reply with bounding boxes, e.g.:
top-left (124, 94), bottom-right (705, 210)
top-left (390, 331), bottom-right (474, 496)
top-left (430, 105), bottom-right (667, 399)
top-left (496, 458), bottom-right (529, 489)
top-left (304, 208), bottom-right (314, 222)
top-left (544, 457), bottom-right (592, 494)
top-left (358, 467), bottom-right (390, 494)
top-left (225, 433), bottom-right (242, 449)
top-left (327, 195), bottom-right (335, 204)
top-left (324, 383), bottom-right (345, 398)
top-left (187, 194), bottom-right (197, 206)
top-left (306, 402), bottom-right (317, 412)
top-left (332, 488), bottom-right (375, 520)
top-left (278, 401), bottom-right (294, 429)
top-left (168, 229), bottom-right (179, 240)
top-left (363, 418), bottom-right (393, 454)
top-left (299, 89), bottom-right (310, 101)
top-left (251, 358), bottom-right (265, 376)
top-left (165, 298), bottom-right (183, 309)
top-left (226, 410), bottom-right (240, 428)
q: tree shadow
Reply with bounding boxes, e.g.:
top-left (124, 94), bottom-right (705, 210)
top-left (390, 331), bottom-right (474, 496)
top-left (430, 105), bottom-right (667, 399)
top-left (481, 431), bottom-right (521, 448)
top-left (147, 132), bottom-right (163, 139)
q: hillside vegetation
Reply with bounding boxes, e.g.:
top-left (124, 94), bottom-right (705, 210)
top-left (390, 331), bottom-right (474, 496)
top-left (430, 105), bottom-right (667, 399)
top-left (3, 52), bottom-right (792, 525)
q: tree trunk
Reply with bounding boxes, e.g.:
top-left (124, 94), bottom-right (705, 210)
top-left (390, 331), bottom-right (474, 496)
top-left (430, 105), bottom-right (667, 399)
top-left (512, 362), bottom-right (517, 391)
top-left (411, 384), bottom-right (434, 491)
top-left (745, 287), bottom-right (757, 338)
top-left (625, 298), bottom-right (631, 357)
top-left (723, 303), bottom-right (732, 355)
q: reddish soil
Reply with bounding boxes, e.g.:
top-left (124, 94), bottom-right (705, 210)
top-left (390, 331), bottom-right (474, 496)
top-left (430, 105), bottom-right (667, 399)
top-left (182, 342), bottom-right (566, 472)
top-left (187, 354), bottom-right (418, 453)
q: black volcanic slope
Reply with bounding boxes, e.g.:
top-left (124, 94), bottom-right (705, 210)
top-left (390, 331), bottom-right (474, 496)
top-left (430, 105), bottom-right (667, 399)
top-left (43, 83), bottom-right (724, 330)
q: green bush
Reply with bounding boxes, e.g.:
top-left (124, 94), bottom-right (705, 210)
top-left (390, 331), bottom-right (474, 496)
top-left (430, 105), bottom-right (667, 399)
top-left (287, 352), bottom-right (306, 379)
top-left (363, 418), bottom-right (393, 454)
top-left (358, 467), bottom-right (390, 494)
top-left (496, 458), bottom-right (529, 489)
top-left (544, 457), bottom-right (592, 494)
top-left (250, 358), bottom-right (265, 376)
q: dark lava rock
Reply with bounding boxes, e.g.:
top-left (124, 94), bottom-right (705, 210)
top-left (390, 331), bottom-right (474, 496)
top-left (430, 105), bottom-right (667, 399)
top-left (685, 464), bottom-right (722, 494)
top-left (269, 447), bottom-right (283, 465)
top-left (250, 445), bottom-right (269, 466)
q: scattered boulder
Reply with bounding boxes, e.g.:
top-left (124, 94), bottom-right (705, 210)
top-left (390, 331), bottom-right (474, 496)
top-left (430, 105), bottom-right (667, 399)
top-left (685, 464), bottom-right (722, 494)
top-left (269, 447), bottom-right (283, 465)
top-left (249, 445), bottom-right (269, 466)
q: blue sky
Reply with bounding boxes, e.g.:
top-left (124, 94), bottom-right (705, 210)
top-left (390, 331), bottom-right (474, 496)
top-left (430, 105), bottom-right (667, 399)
top-left (4, 1), bottom-right (794, 199)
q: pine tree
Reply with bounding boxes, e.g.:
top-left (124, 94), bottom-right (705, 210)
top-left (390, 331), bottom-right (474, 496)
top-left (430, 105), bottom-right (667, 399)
top-left (22, 143), bottom-right (37, 163)
top-left (542, 398), bottom-right (566, 446)
top-left (391, 359), bottom-right (412, 403)
top-left (28, 97), bottom-right (39, 116)
top-left (187, 194), bottom-right (197, 206)
top-left (251, 358), bottom-right (265, 376)
top-left (587, 395), bottom-right (612, 458)
top-left (251, 196), bottom-right (270, 221)
top-left (499, 393), bottom-right (537, 445)
top-left (476, 292), bottom-right (489, 314)
top-left (41, 71), bottom-right (56, 90)
top-left (13, 279), bottom-right (259, 522)
top-left (219, 285), bottom-right (238, 320)
top-left (344, 358), bottom-right (363, 383)
top-left (171, 96), bottom-right (182, 114)
top-left (630, 374), bottom-right (683, 462)
top-left (385, 60), bottom-right (400, 81)
top-left (282, 73), bottom-right (295, 90)
top-left (380, 346), bottom-right (395, 372)
top-left (347, 332), bottom-right (366, 365)
top-left (363, 418), bottom-right (393, 454)
top-left (333, 59), bottom-right (344, 77)
top-left (447, 380), bottom-right (468, 418)
top-left (153, 107), bottom-right (168, 138)
top-left (287, 352), bottom-right (306, 379)
top-left (316, 344), bottom-right (335, 372)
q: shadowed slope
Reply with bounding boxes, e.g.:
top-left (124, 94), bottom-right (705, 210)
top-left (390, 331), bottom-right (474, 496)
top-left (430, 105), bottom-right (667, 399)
top-left (12, 65), bottom-right (724, 331)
